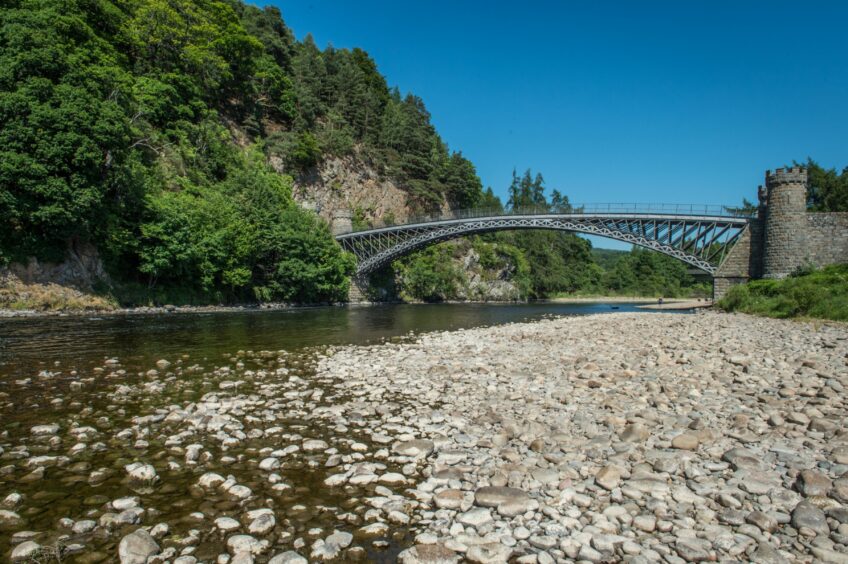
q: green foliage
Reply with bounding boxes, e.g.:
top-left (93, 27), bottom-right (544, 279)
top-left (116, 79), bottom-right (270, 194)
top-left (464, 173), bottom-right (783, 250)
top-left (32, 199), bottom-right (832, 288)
top-left (394, 237), bottom-right (531, 302)
top-left (479, 187), bottom-right (503, 211)
top-left (0, 0), bottom-right (138, 260)
top-left (396, 245), bottom-right (463, 302)
top-left (597, 247), bottom-right (698, 297)
top-left (718, 264), bottom-right (848, 320)
top-left (724, 198), bottom-right (758, 217)
top-left (495, 230), bottom-right (600, 297)
top-left (497, 169), bottom-right (600, 296)
top-left (507, 169), bottom-right (547, 209)
top-left (131, 148), bottom-right (353, 304)
top-left (805, 159), bottom-right (848, 212)
top-left (289, 131), bottom-right (321, 170)
top-left (1, 0), bottom-right (470, 304)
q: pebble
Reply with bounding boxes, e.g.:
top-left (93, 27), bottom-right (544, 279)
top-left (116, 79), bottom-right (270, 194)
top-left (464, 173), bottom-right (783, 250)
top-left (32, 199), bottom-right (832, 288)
top-left (118, 529), bottom-right (160, 564)
top-left (11, 541), bottom-right (40, 562)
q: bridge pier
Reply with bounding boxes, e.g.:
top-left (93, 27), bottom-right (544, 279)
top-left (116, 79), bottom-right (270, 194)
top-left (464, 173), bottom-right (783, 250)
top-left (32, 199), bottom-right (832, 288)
top-left (348, 276), bottom-right (368, 303)
top-left (712, 213), bottom-right (764, 300)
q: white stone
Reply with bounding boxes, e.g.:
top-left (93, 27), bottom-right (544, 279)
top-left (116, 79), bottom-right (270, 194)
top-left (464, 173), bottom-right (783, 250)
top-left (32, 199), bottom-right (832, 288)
top-left (11, 541), bottom-right (41, 562)
top-left (124, 462), bottom-right (157, 483)
top-left (216, 517), bottom-right (241, 532)
top-left (118, 529), bottom-right (160, 564)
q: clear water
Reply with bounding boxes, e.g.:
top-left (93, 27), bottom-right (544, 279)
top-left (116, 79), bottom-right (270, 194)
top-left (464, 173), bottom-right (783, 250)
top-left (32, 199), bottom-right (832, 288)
top-left (0, 302), bottom-right (671, 377)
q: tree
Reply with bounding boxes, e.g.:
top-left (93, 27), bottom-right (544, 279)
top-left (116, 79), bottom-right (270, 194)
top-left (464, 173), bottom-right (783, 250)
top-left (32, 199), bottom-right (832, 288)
top-left (442, 152), bottom-right (482, 209)
top-left (724, 198), bottom-right (758, 217)
top-left (0, 0), bottom-right (137, 260)
top-left (291, 34), bottom-right (328, 129)
top-left (480, 187), bottom-right (503, 211)
top-left (805, 159), bottom-right (848, 212)
top-left (549, 189), bottom-right (572, 213)
top-left (507, 169), bottom-right (547, 209)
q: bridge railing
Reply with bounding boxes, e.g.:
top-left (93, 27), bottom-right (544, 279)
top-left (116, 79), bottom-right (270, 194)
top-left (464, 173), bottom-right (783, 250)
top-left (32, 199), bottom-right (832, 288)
top-left (347, 203), bottom-right (756, 233)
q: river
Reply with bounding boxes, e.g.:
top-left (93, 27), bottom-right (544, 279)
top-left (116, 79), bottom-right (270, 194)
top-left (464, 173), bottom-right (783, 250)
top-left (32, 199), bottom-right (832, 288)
top-left (0, 302), bottom-right (673, 377)
top-left (0, 302), bottom-right (681, 562)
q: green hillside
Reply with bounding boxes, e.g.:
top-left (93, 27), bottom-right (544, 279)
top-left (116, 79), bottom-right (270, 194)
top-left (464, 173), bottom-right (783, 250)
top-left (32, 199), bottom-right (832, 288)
top-left (0, 0), bottom-right (482, 304)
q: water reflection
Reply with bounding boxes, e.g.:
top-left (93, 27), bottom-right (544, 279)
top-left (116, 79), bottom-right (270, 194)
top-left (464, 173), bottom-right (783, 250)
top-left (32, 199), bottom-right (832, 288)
top-left (0, 302), bottom-right (679, 377)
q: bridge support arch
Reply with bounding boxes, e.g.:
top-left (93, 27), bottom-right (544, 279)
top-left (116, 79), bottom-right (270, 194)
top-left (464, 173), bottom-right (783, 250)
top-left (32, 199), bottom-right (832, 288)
top-left (335, 167), bottom-right (848, 303)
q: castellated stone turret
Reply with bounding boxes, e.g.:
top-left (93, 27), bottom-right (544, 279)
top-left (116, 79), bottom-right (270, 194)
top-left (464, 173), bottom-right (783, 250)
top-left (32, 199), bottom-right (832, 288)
top-left (331, 210), bottom-right (353, 236)
top-left (761, 167), bottom-right (809, 279)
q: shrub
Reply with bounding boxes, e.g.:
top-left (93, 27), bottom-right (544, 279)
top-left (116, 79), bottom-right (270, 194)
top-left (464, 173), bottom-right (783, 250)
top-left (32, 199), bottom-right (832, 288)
top-left (718, 264), bottom-right (848, 320)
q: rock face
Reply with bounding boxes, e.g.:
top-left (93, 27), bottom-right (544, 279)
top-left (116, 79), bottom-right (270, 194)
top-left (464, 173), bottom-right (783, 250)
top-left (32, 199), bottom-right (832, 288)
top-left (448, 241), bottom-right (526, 301)
top-left (286, 154), bottom-right (430, 228)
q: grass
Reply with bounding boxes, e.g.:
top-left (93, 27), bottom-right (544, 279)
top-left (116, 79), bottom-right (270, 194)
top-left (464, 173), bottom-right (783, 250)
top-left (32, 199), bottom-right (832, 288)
top-left (718, 263), bottom-right (848, 321)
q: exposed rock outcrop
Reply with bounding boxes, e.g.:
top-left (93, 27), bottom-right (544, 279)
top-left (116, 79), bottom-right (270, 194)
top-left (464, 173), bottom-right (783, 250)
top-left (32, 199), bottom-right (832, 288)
top-left (283, 154), bottom-right (450, 228)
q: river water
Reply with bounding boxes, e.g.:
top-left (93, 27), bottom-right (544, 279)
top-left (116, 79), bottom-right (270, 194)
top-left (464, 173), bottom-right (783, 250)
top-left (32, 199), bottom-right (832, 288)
top-left (0, 302), bottom-right (679, 562)
top-left (0, 302), bottom-right (669, 377)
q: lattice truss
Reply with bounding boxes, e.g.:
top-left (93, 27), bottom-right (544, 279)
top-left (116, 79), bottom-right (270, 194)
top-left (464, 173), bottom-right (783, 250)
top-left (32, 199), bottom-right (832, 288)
top-left (336, 215), bottom-right (751, 277)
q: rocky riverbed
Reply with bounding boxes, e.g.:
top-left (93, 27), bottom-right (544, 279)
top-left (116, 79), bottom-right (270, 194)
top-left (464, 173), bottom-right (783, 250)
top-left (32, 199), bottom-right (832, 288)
top-left (1, 311), bottom-right (846, 563)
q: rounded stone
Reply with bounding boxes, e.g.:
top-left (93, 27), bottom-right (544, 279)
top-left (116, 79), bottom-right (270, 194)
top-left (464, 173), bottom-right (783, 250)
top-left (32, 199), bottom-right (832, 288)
top-left (434, 489), bottom-right (464, 509)
top-left (118, 529), bottom-right (160, 564)
top-left (671, 433), bottom-right (699, 450)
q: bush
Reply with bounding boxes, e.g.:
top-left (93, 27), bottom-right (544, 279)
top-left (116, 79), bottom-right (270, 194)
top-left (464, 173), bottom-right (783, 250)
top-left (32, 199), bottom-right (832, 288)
top-left (128, 148), bottom-right (353, 305)
top-left (396, 245), bottom-right (462, 302)
top-left (718, 264), bottom-right (848, 320)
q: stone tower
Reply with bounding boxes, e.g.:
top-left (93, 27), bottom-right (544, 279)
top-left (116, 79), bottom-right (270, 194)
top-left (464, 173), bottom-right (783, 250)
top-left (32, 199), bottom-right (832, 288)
top-left (761, 167), bottom-right (809, 279)
top-left (330, 210), bottom-right (353, 236)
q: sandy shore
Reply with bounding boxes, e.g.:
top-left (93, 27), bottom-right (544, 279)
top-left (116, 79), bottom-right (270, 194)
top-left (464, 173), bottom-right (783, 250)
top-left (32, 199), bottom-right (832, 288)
top-left (637, 299), bottom-right (714, 310)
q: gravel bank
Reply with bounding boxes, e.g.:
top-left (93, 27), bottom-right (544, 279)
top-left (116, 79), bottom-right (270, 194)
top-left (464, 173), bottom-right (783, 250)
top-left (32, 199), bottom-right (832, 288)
top-left (318, 311), bottom-right (847, 563)
top-left (1, 311), bottom-right (846, 563)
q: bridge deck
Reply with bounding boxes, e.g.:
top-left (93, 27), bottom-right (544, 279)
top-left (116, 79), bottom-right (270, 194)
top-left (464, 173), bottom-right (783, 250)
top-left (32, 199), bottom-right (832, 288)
top-left (335, 207), bottom-right (753, 277)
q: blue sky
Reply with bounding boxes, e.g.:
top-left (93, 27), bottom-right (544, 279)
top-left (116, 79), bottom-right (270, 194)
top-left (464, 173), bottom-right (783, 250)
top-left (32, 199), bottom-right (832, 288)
top-left (262, 1), bottom-right (846, 248)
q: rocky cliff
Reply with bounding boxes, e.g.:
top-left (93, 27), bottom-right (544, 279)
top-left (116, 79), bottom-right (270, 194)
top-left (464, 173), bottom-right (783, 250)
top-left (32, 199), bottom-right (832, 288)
top-left (283, 154), bottom-right (450, 228)
top-left (452, 241), bottom-right (527, 301)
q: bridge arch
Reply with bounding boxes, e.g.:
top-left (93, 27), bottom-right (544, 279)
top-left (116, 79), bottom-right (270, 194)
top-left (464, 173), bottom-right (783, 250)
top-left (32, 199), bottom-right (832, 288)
top-left (336, 212), bottom-right (751, 278)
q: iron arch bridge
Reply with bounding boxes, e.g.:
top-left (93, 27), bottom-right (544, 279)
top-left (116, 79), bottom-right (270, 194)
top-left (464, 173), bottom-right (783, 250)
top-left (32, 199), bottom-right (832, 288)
top-left (335, 205), bottom-right (753, 278)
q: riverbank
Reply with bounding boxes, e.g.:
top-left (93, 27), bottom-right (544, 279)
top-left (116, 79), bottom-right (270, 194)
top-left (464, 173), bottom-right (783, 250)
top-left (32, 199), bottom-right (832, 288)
top-left (0, 296), bottom-right (688, 318)
top-left (0, 301), bottom-right (348, 319)
top-left (637, 299), bottom-right (714, 310)
top-left (1, 310), bottom-right (845, 562)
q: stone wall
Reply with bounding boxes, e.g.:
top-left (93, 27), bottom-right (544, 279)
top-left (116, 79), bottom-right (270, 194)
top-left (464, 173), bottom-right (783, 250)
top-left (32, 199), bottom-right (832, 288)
top-left (713, 222), bottom-right (760, 300)
top-left (805, 213), bottom-right (848, 269)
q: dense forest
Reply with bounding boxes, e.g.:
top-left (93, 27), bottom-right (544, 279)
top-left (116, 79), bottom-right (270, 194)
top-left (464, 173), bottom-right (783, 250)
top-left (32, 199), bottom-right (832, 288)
top-left (2, 1), bottom-right (845, 306)
top-left (0, 0), bottom-right (481, 304)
